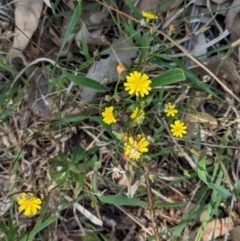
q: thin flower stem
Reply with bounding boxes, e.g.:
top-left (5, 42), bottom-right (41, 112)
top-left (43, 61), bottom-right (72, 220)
top-left (163, 119), bottom-right (197, 170)
top-left (145, 172), bottom-right (160, 241)
top-left (115, 205), bottom-right (153, 236)
top-left (114, 75), bottom-right (122, 96)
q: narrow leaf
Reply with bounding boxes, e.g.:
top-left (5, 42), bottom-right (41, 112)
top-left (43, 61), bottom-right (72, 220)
top-left (98, 195), bottom-right (148, 206)
top-left (197, 158), bottom-right (208, 185)
top-left (208, 182), bottom-right (231, 198)
top-left (56, 2), bottom-right (81, 61)
top-left (19, 214), bottom-right (58, 241)
top-left (64, 71), bottom-right (109, 91)
top-left (151, 69), bottom-right (186, 87)
top-left (185, 70), bottom-right (218, 97)
top-left (52, 116), bottom-right (115, 139)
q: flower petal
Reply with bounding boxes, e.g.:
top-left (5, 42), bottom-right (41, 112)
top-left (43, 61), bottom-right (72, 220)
top-left (124, 71), bottom-right (152, 97)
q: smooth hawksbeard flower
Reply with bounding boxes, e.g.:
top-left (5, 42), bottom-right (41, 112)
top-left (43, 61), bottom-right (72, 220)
top-left (130, 107), bottom-right (145, 124)
top-left (17, 193), bottom-right (42, 217)
top-left (164, 103), bottom-right (178, 117)
top-left (124, 135), bottom-right (149, 160)
top-left (170, 120), bottom-right (187, 138)
top-left (124, 71), bottom-right (152, 97)
top-left (102, 106), bottom-right (117, 125)
top-left (142, 11), bottom-right (158, 20)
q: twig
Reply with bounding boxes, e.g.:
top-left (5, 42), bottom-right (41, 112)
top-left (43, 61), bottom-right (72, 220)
top-left (115, 205), bottom-right (153, 236)
top-left (145, 172), bottom-right (160, 241)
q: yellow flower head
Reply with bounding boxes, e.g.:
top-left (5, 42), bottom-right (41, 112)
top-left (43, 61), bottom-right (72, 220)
top-left (164, 103), bottom-right (178, 117)
top-left (17, 192), bottom-right (42, 217)
top-left (142, 11), bottom-right (158, 20)
top-left (117, 63), bottom-right (126, 75)
top-left (102, 106), bottom-right (117, 125)
top-left (124, 134), bottom-right (149, 160)
top-left (170, 120), bottom-right (187, 138)
top-left (130, 107), bottom-right (145, 124)
top-left (124, 71), bottom-right (152, 97)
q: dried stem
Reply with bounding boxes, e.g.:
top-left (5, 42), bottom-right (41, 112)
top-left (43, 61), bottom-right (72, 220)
top-left (145, 171), bottom-right (160, 241)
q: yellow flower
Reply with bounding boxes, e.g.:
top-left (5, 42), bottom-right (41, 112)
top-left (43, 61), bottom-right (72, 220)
top-left (170, 120), bottom-right (187, 138)
top-left (102, 106), bottom-right (117, 125)
top-left (17, 192), bottom-right (42, 217)
top-left (124, 71), bottom-right (152, 97)
top-left (130, 107), bottom-right (145, 124)
top-left (142, 11), bottom-right (158, 20)
top-left (124, 135), bottom-right (149, 160)
top-left (164, 103), bottom-right (178, 117)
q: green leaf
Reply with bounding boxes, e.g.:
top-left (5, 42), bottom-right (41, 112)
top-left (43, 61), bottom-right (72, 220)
top-left (98, 195), bottom-right (148, 206)
top-left (185, 70), bottom-right (218, 97)
top-left (183, 169), bottom-right (191, 177)
top-left (151, 69), bottom-right (186, 87)
top-left (59, 195), bottom-right (84, 210)
top-left (208, 182), bottom-right (231, 198)
top-left (112, 131), bottom-right (125, 140)
top-left (71, 146), bottom-right (100, 164)
top-left (124, 0), bottom-right (142, 19)
top-left (64, 71), bottom-right (109, 91)
top-left (82, 234), bottom-right (100, 241)
top-left (52, 116), bottom-right (115, 139)
top-left (197, 158), bottom-right (208, 185)
top-left (19, 214), bottom-right (58, 241)
top-left (235, 180), bottom-right (240, 190)
top-left (0, 57), bottom-right (17, 74)
top-left (0, 222), bottom-right (8, 235)
top-left (55, 2), bottom-right (82, 65)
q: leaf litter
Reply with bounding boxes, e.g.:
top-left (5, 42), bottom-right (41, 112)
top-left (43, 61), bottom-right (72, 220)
top-left (1, 0), bottom-right (240, 240)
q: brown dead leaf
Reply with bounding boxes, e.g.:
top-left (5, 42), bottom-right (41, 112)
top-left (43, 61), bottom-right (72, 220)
top-left (75, 20), bottom-right (110, 46)
top-left (62, 0), bottom-right (75, 10)
top-left (202, 217), bottom-right (233, 241)
top-left (225, 0), bottom-right (240, 30)
top-left (0, 197), bottom-right (10, 216)
top-left (6, 0), bottom-right (43, 62)
top-left (212, 0), bottom-right (230, 4)
top-left (229, 11), bottom-right (240, 43)
top-left (127, 0), bottom-right (182, 13)
top-left (81, 36), bottom-right (137, 102)
top-left (191, 33), bottom-right (207, 62)
top-left (89, 6), bottom-right (109, 24)
top-left (191, 58), bottom-right (240, 93)
top-left (184, 112), bottom-right (218, 128)
top-left (193, 0), bottom-right (206, 5)
top-left (65, 195), bottom-right (103, 226)
top-left (164, 8), bottom-right (182, 28)
top-left (230, 226), bottom-right (240, 241)
top-left (75, 6), bottom-right (110, 46)
top-left (117, 164), bottom-right (135, 187)
top-left (201, 2), bottom-right (231, 16)
top-left (25, 67), bottom-right (52, 118)
top-left (124, 0), bottom-right (158, 13)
